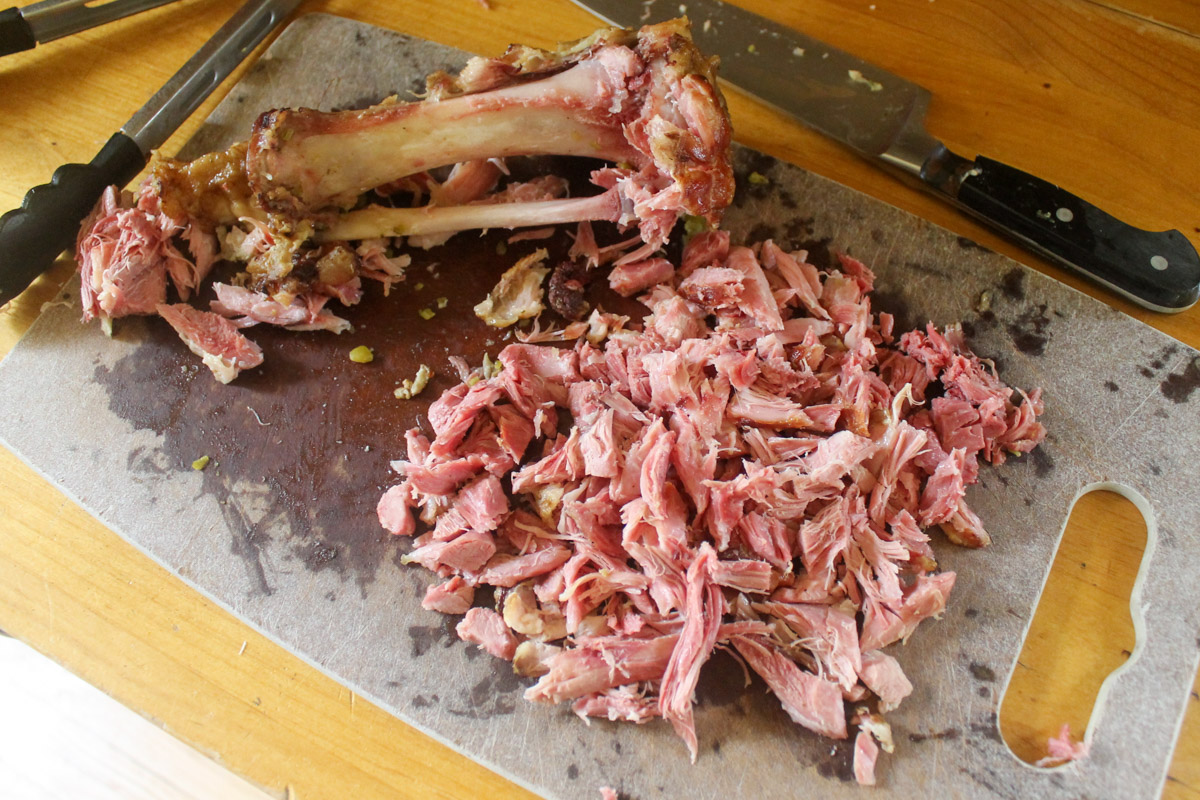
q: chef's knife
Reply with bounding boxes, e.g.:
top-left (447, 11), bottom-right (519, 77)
top-left (571, 0), bottom-right (1200, 312)
top-left (0, 0), bottom-right (301, 307)
top-left (0, 0), bottom-right (180, 57)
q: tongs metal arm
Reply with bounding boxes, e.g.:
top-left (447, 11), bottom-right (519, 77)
top-left (2, 0), bottom-right (179, 52)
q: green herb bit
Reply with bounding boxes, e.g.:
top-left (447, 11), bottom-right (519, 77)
top-left (192, 455), bottom-right (210, 471)
top-left (747, 171), bottom-right (770, 186)
top-left (418, 308), bottom-right (436, 321)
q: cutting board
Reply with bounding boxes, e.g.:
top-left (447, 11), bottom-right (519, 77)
top-left (2, 14), bottom-right (1199, 799)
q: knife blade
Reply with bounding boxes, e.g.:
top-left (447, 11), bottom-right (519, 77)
top-left (0, 0), bottom-right (302, 307)
top-left (0, 0), bottom-right (181, 57)
top-left (571, 0), bottom-right (1200, 312)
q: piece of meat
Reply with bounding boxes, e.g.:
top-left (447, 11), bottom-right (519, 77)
top-left (76, 186), bottom-right (216, 326)
top-left (210, 282), bottom-right (352, 333)
top-left (858, 650), bottom-right (913, 712)
top-left (853, 728), bottom-right (880, 786)
top-left (860, 572), bottom-right (957, 651)
top-left (403, 530), bottom-right (497, 573)
top-left (1035, 723), bottom-right (1090, 767)
top-left (732, 635), bottom-right (847, 740)
top-left (608, 257), bottom-right (674, 297)
top-left (456, 607), bottom-right (519, 660)
top-left (155, 303), bottom-right (263, 384)
top-left (422, 576), bottom-right (475, 615)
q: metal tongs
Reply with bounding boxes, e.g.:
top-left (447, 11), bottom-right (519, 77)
top-left (0, 0), bottom-right (180, 56)
top-left (0, 0), bottom-right (301, 304)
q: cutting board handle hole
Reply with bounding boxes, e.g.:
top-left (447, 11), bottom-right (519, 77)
top-left (998, 483), bottom-right (1150, 766)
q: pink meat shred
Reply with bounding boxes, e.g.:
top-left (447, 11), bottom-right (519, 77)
top-left (155, 303), bottom-right (264, 384)
top-left (379, 236), bottom-right (1045, 769)
top-left (853, 728), bottom-right (880, 786)
top-left (1035, 723), bottom-right (1089, 767)
top-left (75, 186), bottom-right (217, 327)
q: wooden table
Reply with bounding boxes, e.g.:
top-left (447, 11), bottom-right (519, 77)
top-left (1, 1), bottom-right (1197, 797)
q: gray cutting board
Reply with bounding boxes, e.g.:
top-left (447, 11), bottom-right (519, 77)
top-left (2, 14), bottom-right (1199, 800)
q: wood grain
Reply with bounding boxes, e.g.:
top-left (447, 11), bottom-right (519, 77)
top-left (1, 1), bottom-right (1197, 798)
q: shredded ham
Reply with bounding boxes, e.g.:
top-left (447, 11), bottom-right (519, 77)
top-left (75, 186), bottom-right (217, 328)
top-left (155, 303), bottom-right (263, 384)
top-left (378, 235), bottom-right (1046, 771)
top-left (1035, 723), bottom-right (1090, 767)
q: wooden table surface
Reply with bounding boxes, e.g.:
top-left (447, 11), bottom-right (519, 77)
top-left (1, 1), bottom-right (1197, 797)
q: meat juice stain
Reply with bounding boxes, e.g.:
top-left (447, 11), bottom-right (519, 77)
top-left (969, 662), bottom-right (997, 682)
top-left (693, 650), bottom-right (752, 711)
top-left (408, 619), bottom-right (455, 658)
top-left (1006, 303), bottom-right (1052, 356)
top-left (1000, 268), bottom-right (1026, 301)
top-left (746, 221), bottom-right (779, 244)
top-left (970, 712), bottom-right (1005, 744)
top-left (790, 237), bottom-right (834, 271)
top-left (869, 288), bottom-right (915, 335)
top-left (1161, 355), bottom-right (1200, 403)
top-left (445, 669), bottom-right (520, 719)
top-left (957, 236), bottom-right (992, 253)
top-left (903, 260), bottom-right (951, 279)
top-left (815, 739), bottom-right (856, 783)
top-left (1030, 447), bottom-right (1055, 478)
top-left (907, 727), bottom-right (961, 743)
top-left (784, 216), bottom-right (816, 245)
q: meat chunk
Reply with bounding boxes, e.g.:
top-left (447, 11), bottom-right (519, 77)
top-left (456, 607), bottom-right (519, 660)
top-left (422, 576), bottom-right (475, 615)
top-left (155, 303), bottom-right (263, 384)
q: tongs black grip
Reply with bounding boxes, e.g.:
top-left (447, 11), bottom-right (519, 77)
top-left (0, 132), bottom-right (145, 306)
top-left (0, 6), bottom-right (36, 56)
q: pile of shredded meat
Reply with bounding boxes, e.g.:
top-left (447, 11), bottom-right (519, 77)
top-left (71, 18), bottom-right (732, 383)
top-left (376, 229), bottom-right (1046, 783)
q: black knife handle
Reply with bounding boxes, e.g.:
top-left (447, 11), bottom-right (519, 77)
top-left (955, 155), bottom-right (1200, 312)
top-left (0, 132), bottom-right (145, 306)
top-left (0, 6), bottom-right (36, 56)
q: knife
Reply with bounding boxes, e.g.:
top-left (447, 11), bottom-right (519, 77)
top-left (0, 0), bottom-right (181, 57)
top-left (571, 0), bottom-right (1200, 313)
top-left (0, 0), bottom-right (302, 307)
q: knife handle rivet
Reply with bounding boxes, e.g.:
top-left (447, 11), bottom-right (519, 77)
top-left (1150, 255), bottom-right (1169, 271)
top-left (1055, 207), bottom-right (1074, 223)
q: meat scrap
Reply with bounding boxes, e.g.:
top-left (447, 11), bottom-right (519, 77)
top-left (1035, 723), bottom-right (1089, 767)
top-left (377, 235), bottom-right (1046, 775)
